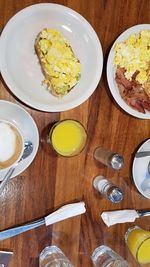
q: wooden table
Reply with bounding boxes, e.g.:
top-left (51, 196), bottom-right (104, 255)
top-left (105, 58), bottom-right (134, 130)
top-left (0, 0), bottom-right (150, 266)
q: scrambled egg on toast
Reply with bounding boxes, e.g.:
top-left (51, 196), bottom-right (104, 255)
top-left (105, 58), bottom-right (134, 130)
top-left (35, 29), bottom-right (81, 97)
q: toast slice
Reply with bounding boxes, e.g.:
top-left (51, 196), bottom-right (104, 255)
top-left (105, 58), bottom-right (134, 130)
top-left (35, 29), bottom-right (81, 97)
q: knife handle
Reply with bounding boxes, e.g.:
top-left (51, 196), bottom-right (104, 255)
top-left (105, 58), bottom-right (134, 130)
top-left (0, 219), bottom-right (45, 241)
top-left (135, 151), bottom-right (150, 158)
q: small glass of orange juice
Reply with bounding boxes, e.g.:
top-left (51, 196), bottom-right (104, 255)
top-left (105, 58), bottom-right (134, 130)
top-left (125, 226), bottom-right (150, 265)
top-left (49, 119), bottom-right (87, 157)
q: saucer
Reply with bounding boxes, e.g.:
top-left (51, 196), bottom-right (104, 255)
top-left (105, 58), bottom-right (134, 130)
top-left (132, 139), bottom-right (150, 199)
top-left (0, 100), bottom-right (39, 180)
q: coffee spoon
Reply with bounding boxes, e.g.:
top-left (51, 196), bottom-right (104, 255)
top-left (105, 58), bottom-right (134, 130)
top-left (0, 140), bottom-right (33, 194)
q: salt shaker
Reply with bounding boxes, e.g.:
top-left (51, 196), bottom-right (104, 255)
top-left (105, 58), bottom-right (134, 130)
top-left (94, 147), bottom-right (124, 170)
top-left (93, 175), bottom-right (124, 203)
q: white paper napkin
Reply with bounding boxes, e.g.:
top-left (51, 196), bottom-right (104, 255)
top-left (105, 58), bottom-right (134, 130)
top-left (45, 202), bottom-right (86, 226)
top-left (101, 209), bottom-right (139, 227)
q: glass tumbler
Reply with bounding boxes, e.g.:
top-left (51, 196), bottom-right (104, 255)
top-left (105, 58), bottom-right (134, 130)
top-left (49, 119), bottom-right (87, 157)
top-left (125, 226), bottom-right (150, 265)
top-left (91, 245), bottom-right (129, 267)
top-left (39, 246), bottom-right (74, 267)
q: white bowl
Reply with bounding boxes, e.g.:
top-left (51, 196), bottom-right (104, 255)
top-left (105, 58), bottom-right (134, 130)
top-left (107, 24), bottom-right (150, 119)
top-left (132, 139), bottom-right (150, 199)
top-left (0, 4), bottom-right (103, 112)
top-left (0, 100), bottom-right (39, 180)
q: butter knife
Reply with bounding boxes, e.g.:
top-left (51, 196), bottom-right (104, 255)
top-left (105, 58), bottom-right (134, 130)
top-left (101, 209), bottom-right (150, 227)
top-left (0, 202), bottom-right (86, 241)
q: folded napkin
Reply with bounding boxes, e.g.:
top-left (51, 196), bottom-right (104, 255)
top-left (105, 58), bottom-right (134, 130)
top-left (45, 202), bottom-right (86, 225)
top-left (101, 210), bottom-right (139, 227)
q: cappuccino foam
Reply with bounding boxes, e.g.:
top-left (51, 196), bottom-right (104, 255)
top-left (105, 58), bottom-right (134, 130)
top-left (0, 121), bottom-right (23, 169)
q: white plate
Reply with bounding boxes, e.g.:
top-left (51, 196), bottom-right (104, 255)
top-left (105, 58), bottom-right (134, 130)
top-left (0, 4), bottom-right (103, 112)
top-left (132, 139), bottom-right (150, 199)
top-left (107, 24), bottom-right (150, 119)
top-left (0, 100), bottom-right (39, 180)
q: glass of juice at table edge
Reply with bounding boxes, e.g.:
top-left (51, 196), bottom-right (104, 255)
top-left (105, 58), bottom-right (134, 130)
top-left (49, 119), bottom-right (87, 157)
top-left (125, 226), bottom-right (150, 265)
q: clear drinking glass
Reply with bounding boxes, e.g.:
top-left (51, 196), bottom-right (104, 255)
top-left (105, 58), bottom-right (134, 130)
top-left (91, 245), bottom-right (129, 267)
top-left (39, 246), bottom-right (74, 267)
top-left (125, 226), bottom-right (150, 265)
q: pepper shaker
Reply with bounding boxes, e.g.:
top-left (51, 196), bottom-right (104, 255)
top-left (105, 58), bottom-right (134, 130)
top-left (94, 147), bottom-right (124, 170)
top-left (93, 175), bottom-right (124, 203)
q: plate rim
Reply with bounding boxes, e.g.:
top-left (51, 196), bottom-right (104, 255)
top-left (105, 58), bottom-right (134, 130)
top-left (132, 138), bottom-right (150, 199)
top-left (0, 3), bottom-right (103, 112)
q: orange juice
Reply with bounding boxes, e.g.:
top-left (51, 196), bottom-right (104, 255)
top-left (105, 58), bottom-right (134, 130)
top-left (125, 226), bottom-right (150, 264)
top-left (49, 120), bottom-right (87, 156)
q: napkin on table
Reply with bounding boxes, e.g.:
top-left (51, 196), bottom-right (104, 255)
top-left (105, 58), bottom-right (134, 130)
top-left (45, 201), bottom-right (86, 225)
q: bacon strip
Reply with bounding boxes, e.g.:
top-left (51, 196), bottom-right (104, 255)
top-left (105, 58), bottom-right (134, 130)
top-left (115, 68), bottom-right (150, 113)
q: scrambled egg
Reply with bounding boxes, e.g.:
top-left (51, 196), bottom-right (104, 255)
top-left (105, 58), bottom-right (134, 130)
top-left (114, 30), bottom-right (150, 85)
top-left (36, 29), bottom-right (81, 96)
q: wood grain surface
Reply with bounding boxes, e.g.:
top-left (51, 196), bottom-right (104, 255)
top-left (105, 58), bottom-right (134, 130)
top-left (0, 0), bottom-right (150, 266)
